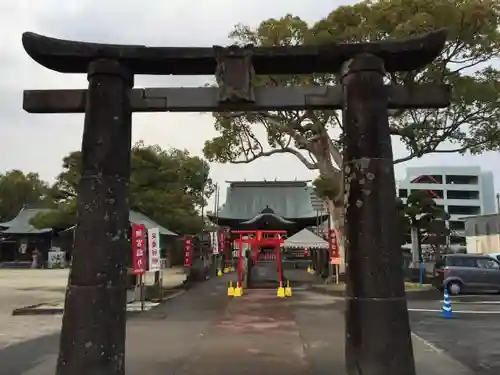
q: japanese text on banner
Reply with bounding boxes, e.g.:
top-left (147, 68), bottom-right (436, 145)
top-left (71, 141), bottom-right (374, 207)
top-left (131, 224), bottom-right (147, 274)
top-left (148, 228), bottom-right (161, 272)
top-left (184, 236), bottom-right (193, 267)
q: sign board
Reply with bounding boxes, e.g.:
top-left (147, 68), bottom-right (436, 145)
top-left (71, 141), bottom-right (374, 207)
top-left (19, 240), bottom-right (28, 254)
top-left (210, 231), bottom-right (219, 254)
top-left (330, 257), bottom-right (342, 265)
top-left (48, 250), bottom-right (66, 268)
top-left (147, 228), bottom-right (161, 271)
top-left (219, 232), bottom-right (225, 254)
top-left (183, 236), bottom-right (193, 267)
top-left (329, 228), bottom-right (340, 258)
top-left (131, 224), bottom-right (147, 274)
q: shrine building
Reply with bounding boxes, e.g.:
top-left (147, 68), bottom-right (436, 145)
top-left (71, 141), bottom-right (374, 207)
top-left (207, 180), bottom-right (329, 262)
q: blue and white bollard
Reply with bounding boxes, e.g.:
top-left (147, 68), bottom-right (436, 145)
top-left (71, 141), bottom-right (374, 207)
top-left (440, 288), bottom-right (454, 319)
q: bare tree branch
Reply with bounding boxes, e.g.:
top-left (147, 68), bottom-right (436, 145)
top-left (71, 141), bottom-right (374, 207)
top-left (232, 147), bottom-right (318, 169)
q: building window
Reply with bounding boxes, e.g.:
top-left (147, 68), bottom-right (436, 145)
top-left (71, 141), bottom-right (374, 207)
top-left (449, 236), bottom-right (466, 246)
top-left (449, 221), bottom-right (465, 231)
top-left (448, 205), bottom-right (481, 216)
top-left (485, 222), bottom-right (491, 235)
top-left (445, 175), bottom-right (478, 185)
top-left (446, 190), bottom-right (480, 200)
top-left (411, 175), bottom-right (443, 184)
top-left (410, 189), bottom-right (444, 199)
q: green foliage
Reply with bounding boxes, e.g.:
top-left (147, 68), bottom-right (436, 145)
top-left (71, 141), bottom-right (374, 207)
top-left (312, 174), bottom-right (342, 204)
top-left (398, 190), bottom-right (450, 244)
top-left (0, 170), bottom-right (53, 222)
top-left (31, 142), bottom-right (214, 235)
top-left (30, 200), bottom-right (77, 230)
top-left (203, 0), bottom-right (500, 186)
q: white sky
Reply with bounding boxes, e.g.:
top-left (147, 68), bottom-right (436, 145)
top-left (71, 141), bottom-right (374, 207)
top-left (1, 0), bottom-right (498, 209)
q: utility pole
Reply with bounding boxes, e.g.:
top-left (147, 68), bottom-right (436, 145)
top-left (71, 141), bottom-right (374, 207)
top-left (200, 162), bottom-right (206, 232)
top-left (496, 193), bottom-right (500, 250)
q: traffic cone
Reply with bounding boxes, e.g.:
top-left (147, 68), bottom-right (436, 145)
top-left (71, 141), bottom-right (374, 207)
top-left (234, 282), bottom-right (243, 297)
top-left (440, 288), bottom-right (454, 319)
top-left (285, 279), bottom-right (292, 297)
top-left (277, 281), bottom-right (285, 298)
top-left (227, 280), bottom-right (235, 297)
top-left (217, 269), bottom-right (223, 277)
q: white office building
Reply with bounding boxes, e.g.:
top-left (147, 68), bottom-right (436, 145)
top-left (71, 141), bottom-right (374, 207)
top-left (396, 166), bottom-right (496, 250)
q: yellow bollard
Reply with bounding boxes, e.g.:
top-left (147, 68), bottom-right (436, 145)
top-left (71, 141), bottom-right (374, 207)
top-left (217, 269), bottom-right (223, 277)
top-left (227, 280), bottom-right (235, 297)
top-left (285, 280), bottom-right (292, 297)
top-left (307, 265), bottom-right (312, 273)
top-left (277, 281), bottom-right (285, 298)
top-left (233, 282), bottom-right (243, 297)
top-left (223, 267), bottom-right (229, 273)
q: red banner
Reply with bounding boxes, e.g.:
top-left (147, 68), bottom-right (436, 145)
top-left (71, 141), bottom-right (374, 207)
top-left (131, 224), bottom-right (147, 274)
top-left (329, 228), bottom-right (340, 259)
top-left (184, 236), bottom-right (193, 267)
top-left (219, 232), bottom-right (225, 253)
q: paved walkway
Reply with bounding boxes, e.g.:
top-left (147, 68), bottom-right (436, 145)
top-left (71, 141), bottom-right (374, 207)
top-left (0, 267), bottom-right (185, 352)
top-left (13, 273), bottom-right (476, 375)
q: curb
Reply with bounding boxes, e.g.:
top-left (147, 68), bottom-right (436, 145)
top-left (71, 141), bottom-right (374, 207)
top-left (12, 303), bottom-right (63, 316)
top-left (309, 285), bottom-right (442, 301)
top-left (12, 287), bottom-right (188, 316)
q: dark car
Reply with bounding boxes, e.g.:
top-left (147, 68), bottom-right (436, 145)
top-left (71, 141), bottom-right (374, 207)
top-left (433, 253), bottom-right (500, 295)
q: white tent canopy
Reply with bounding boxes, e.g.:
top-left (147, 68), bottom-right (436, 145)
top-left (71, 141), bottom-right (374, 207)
top-left (281, 228), bottom-right (328, 249)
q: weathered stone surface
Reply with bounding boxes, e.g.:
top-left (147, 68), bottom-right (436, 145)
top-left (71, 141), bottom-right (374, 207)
top-left (214, 45), bottom-right (255, 103)
top-left (341, 53), bottom-right (415, 375)
top-left (22, 29), bottom-right (446, 74)
top-left (23, 84), bottom-right (451, 113)
top-left (55, 59), bottom-right (133, 375)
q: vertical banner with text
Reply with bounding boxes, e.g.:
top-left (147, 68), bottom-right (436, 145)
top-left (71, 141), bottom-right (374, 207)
top-left (219, 232), bottom-right (225, 254)
top-left (148, 228), bottom-right (161, 272)
top-left (210, 231), bottom-right (219, 255)
top-left (131, 224), bottom-right (147, 274)
top-left (184, 236), bottom-right (193, 268)
top-left (329, 228), bottom-right (341, 264)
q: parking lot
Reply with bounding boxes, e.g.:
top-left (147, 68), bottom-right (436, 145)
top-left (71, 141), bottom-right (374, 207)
top-left (409, 294), bottom-right (500, 375)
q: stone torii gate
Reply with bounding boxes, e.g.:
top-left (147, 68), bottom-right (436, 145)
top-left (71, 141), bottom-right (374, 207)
top-left (21, 30), bottom-right (451, 375)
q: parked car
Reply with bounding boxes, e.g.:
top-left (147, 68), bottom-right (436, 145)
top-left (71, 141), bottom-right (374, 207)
top-left (432, 253), bottom-right (500, 295)
top-left (488, 252), bottom-right (500, 262)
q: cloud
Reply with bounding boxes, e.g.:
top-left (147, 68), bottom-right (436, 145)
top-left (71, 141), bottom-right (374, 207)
top-left (1, 0), bottom-right (498, 207)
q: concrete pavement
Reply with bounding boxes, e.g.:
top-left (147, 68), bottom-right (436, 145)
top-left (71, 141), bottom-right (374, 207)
top-left (0, 268), bottom-right (186, 350)
top-left (4, 273), bottom-right (477, 375)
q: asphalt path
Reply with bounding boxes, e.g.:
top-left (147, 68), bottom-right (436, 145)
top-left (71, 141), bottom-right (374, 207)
top-left (2, 271), bottom-right (497, 375)
top-left (409, 294), bottom-right (500, 375)
top-left (1, 277), bottom-right (230, 375)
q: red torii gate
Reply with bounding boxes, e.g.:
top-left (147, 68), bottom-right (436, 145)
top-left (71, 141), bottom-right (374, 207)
top-left (231, 230), bottom-right (286, 289)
